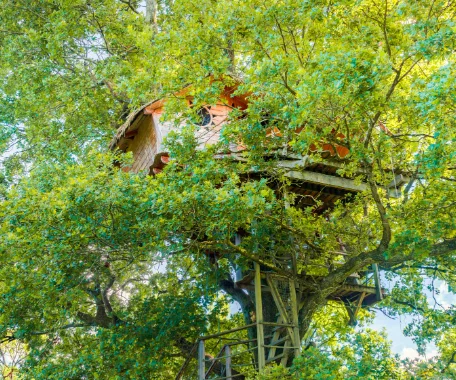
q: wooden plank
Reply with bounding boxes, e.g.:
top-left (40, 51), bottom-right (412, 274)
top-left (254, 263), bottom-right (266, 371)
top-left (285, 170), bottom-right (368, 192)
top-left (198, 340), bottom-right (205, 380)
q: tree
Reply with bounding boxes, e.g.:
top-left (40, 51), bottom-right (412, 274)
top-left (0, 0), bottom-right (455, 378)
top-left (0, 336), bottom-right (26, 379)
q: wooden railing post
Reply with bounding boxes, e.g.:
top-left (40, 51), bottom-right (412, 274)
top-left (225, 345), bottom-right (232, 379)
top-left (198, 340), bottom-right (205, 380)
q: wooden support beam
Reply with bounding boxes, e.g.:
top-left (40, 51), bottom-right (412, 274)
top-left (345, 292), bottom-right (367, 326)
top-left (254, 263), bottom-right (266, 372)
top-left (268, 335), bottom-right (288, 346)
top-left (175, 341), bottom-right (198, 380)
top-left (205, 345), bottom-right (227, 378)
top-left (285, 170), bottom-right (368, 192)
top-left (372, 263), bottom-right (383, 301)
top-left (280, 339), bottom-right (291, 367)
top-left (289, 279), bottom-right (301, 358)
top-left (266, 275), bottom-right (296, 347)
top-left (225, 153), bottom-right (367, 193)
top-left (355, 292), bottom-right (367, 317)
top-left (267, 315), bottom-right (284, 361)
top-left (338, 284), bottom-right (378, 294)
top-left (266, 352), bottom-right (285, 363)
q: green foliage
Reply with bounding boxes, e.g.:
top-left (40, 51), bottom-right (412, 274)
top-left (0, 0), bottom-right (455, 378)
top-left (251, 328), bottom-right (406, 379)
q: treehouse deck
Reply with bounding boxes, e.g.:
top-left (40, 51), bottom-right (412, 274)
top-left (235, 274), bottom-right (385, 308)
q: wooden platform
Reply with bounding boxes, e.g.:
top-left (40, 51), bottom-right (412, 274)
top-left (235, 275), bottom-right (384, 308)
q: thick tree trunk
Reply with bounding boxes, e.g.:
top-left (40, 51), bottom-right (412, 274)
top-left (145, 0), bottom-right (158, 31)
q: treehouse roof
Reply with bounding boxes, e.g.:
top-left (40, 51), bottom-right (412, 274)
top-left (109, 99), bottom-right (158, 151)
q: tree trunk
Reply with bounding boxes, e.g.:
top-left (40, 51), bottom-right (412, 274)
top-left (145, 0), bottom-right (158, 31)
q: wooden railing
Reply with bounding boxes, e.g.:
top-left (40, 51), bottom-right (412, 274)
top-left (175, 323), bottom-right (258, 380)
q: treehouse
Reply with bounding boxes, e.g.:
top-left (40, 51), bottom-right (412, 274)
top-left (110, 85), bottom-right (380, 209)
top-left (110, 86), bottom-right (394, 378)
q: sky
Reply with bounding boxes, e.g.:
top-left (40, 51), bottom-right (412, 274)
top-left (371, 312), bottom-right (435, 360)
top-left (227, 272), bottom-right (453, 361)
top-left (370, 278), bottom-right (455, 360)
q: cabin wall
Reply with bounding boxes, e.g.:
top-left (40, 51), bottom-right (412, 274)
top-left (127, 115), bottom-right (157, 172)
top-left (151, 104), bottom-right (231, 150)
top-left (194, 104), bottom-right (230, 146)
top-left (123, 103), bottom-right (232, 173)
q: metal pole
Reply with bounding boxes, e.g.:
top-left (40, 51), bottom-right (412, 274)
top-left (225, 345), bottom-right (232, 379)
top-left (254, 262), bottom-right (266, 371)
top-left (198, 340), bottom-right (205, 380)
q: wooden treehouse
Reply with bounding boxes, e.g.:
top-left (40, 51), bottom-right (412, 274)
top-left (110, 85), bottom-right (399, 378)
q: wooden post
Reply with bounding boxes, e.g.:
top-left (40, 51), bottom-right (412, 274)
top-left (289, 278), bottom-right (301, 358)
top-left (266, 275), bottom-right (295, 346)
top-left (225, 345), bottom-right (232, 379)
top-left (254, 262), bottom-right (266, 371)
top-left (267, 315), bottom-right (284, 361)
top-left (280, 338), bottom-right (291, 367)
top-left (198, 340), bottom-right (205, 380)
top-left (372, 264), bottom-right (383, 301)
top-left (234, 233), bottom-right (243, 281)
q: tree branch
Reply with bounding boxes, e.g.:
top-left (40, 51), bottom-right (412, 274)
top-left (225, 240), bottom-right (292, 278)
